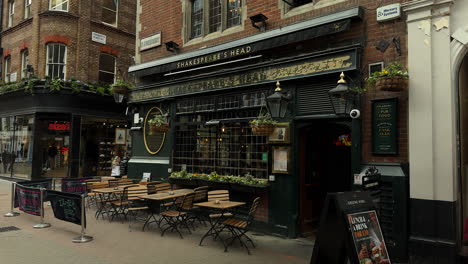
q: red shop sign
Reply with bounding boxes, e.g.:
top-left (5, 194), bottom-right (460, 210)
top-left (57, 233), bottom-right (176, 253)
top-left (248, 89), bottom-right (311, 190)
top-left (48, 123), bottom-right (70, 131)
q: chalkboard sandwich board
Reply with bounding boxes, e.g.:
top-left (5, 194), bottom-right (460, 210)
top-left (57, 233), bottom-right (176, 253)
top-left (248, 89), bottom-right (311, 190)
top-left (46, 190), bottom-right (84, 226)
top-left (311, 192), bottom-right (391, 264)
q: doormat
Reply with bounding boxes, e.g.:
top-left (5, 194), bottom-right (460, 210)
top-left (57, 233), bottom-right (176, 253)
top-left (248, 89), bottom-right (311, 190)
top-left (0, 226), bottom-right (20, 233)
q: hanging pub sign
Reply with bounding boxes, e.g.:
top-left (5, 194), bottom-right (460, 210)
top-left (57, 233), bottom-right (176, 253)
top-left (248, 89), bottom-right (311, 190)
top-left (14, 185), bottom-right (42, 216)
top-left (372, 98), bottom-right (398, 154)
top-left (311, 192), bottom-right (391, 264)
top-left (46, 190), bottom-right (84, 226)
top-left (61, 178), bottom-right (87, 194)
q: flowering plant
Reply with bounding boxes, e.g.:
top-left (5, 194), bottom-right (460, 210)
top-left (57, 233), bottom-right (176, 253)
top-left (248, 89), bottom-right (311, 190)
top-left (148, 113), bottom-right (168, 127)
top-left (366, 62), bottom-right (408, 87)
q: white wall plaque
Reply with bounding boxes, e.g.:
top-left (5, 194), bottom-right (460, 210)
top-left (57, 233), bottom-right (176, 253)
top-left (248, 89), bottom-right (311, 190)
top-left (10, 72), bottom-right (17, 82)
top-left (92, 32), bottom-right (107, 44)
top-left (140, 33), bottom-right (161, 51)
top-left (377, 3), bottom-right (401, 22)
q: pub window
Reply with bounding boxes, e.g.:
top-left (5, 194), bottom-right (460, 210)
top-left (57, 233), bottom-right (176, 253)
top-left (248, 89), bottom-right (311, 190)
top-left (24, 0), bottom-right (31, 19)
top-left (49, 0), bottom-right (68, 12)
top-left (8, 1), bottom-right (15, 28)
top-left (46, 43), bottom-right (67, 79)
top-left (98, 53), bottom-right (116, 84)
top-left (102, 0), bottom-right (118, 27)
top-left (189, 0), bottom-right (242, 39)
top-left (4, 56), bottom-right (11, 82)
top-left (21, 49), bottom-right (29, 79)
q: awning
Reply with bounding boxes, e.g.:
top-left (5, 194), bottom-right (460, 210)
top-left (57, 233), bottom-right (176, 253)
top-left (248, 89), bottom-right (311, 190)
top-left (129, 7), bottom-right (363, 77)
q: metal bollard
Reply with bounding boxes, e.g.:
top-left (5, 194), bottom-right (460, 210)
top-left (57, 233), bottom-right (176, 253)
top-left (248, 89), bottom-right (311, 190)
top-left (33, 188), bottom-right (51, 228)
top-left (4, 182), bottom-right (20, 217)
top-left (72, 194), bottom-right (93, 243)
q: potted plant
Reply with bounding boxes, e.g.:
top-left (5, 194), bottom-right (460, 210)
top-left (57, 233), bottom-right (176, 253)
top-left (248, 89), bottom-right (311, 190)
top-left (110, 79), bottom-right (133, 95)
top-left (147, 113), bottom-right (169, 134)
top-left (367, 62), bottom-right (408, 92)
top-left (230, 173), bottom-right (269, 193)
top-left (249, 111), bottom-right (277, 136)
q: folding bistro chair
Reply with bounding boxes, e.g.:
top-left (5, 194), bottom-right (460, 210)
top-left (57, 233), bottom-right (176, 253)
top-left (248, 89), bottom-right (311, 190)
top-left (110, 186), bottom-right (148, 222)
top-left (187, 186), bottom-right (209, 228)
top-left (86, 181), bottom-right (108, 208)
top-left (220, 197), bottom-right (261, 254)
top-left (159, 193), bottom-right (195, 239)
top-left (207, 190), bottom-right (233, 219)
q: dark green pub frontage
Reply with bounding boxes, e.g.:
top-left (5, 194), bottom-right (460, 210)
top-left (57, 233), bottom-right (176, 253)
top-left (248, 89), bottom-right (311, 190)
top-left (127, 7), bottom-right (408, 262)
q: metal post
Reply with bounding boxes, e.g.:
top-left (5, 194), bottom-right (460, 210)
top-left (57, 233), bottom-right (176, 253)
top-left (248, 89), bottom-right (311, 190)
top-left (72, 195), bottom-right (93, 243)
top-left (4, 182), bottom-right (20, 217)
top-left (33, 188), bottom-right (51, 228)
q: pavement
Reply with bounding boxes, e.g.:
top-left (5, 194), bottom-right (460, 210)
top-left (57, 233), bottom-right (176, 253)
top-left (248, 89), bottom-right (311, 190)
top-left (0, 179), bottom-right (313, 264)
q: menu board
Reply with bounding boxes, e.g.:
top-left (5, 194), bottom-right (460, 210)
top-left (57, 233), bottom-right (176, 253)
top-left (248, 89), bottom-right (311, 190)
top-left (347, 210), bottom-right (391, 264)
top-left (372, 98), bottom-right (398, 154)
top-left (46, 190), bottom-right (83, 226)
top-left (15, 185), bottom-right (41, 216)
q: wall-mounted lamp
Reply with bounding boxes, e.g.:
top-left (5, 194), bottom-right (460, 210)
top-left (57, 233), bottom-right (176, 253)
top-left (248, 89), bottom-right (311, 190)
top-left (266, 81), bottom-right (292, 119)
top-left (249, 13), bottom-right (268, 32)
top-left (165, 41), bottom-right (180, 54)
top-left (328, 72), bottom-right (358, 116)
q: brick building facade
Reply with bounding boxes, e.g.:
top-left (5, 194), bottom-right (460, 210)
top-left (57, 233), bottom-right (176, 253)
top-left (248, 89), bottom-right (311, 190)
top-left (1, 0), bottom-right (136, 83)
top-left (129, 0), bottom-right (409, 261)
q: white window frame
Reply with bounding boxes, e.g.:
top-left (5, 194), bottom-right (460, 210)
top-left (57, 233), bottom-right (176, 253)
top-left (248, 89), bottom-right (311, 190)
top-left (8, 1), bottom-right (15, 28)
top-left (4, 57), bottom-right (11, 83)
top-left (102, 0), bottom-right (119, 27)
top-left (21, 50), bottom-right (29, 79)
top-left (45, 43), bottom-right (67, 80)
top-left (98, 53), bottom-right (116, 84)
top-left (49, 0), bottom-right (69, 12)
top-left (24, 0), bottom-right (32, 19)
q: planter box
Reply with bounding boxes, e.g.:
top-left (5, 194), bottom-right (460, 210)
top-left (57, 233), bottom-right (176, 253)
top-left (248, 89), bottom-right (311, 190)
top-left (231, 183), bottom-right (269, 193)
top-left (168, 177), bottom-right (198, 187)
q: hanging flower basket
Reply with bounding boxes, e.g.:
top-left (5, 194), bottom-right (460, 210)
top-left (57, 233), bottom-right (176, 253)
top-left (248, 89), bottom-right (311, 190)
top-left (149, 123), bottom-right (169, 133)
top-left (251, 124), bottom-right (276, 135)
top-left (111, 85), bottom-right (128, 95)
top-left (375, 76), bottom-right (408, 92)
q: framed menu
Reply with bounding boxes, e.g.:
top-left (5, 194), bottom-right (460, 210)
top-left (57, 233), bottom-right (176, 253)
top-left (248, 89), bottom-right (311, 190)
top-left (372, 98), bottom-right (398, 154)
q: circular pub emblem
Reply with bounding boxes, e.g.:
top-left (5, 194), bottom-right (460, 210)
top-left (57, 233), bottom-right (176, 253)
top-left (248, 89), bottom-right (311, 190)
top-left (143, 106), bottom-right (166, 155)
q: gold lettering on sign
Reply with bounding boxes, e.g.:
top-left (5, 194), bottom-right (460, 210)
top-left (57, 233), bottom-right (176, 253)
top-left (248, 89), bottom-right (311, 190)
top-left (176, 45), bottom-right (253, 69)
top-left (130, 54), bottom-right (353, 102)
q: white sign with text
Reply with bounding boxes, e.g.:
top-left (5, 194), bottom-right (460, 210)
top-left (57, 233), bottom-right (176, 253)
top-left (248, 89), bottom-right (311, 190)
top-left (92, 32), bottom-right (107, 44)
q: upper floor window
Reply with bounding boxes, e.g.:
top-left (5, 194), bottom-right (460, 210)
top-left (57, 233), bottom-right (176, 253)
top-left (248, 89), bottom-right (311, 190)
top-left (4, 57), bottom-right (11, 82)
top-left (283, 0), bottom-right (313, 8)
top-left (8, 1), bottom-right (15, 28)
top-left (190, 0), bottom-right (242, 39)
top-left (49, 0), bottom-right (68, 12)
top-left (46, 43), bottom-right (67, 79)
top-left (21, 50), bottom-right (29, 79)
top-left (24, 0), bottom-right (31, 19)
top-left (102, 0), bottom-right (118, 26)
top-left (98, 53), bottom-right (116, 84)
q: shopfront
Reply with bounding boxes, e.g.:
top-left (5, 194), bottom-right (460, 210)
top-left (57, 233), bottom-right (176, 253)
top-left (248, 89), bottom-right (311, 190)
top-left (0, 84), bottom-right (130, 180)
top-left (128, 9), bottom-right (364, 236)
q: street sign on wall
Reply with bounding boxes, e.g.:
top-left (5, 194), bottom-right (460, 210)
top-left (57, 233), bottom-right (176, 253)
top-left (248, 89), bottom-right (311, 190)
top-left (377, 4), bottom-right (401, 22)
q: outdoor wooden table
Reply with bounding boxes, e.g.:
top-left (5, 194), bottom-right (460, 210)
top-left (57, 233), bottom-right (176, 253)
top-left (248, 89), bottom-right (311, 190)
top-left (194, 200), bottom-right (246, 251)
top-left (138, 189), bottom-right (194, 231)
top-left (92, 184), bottom-right (143, 219)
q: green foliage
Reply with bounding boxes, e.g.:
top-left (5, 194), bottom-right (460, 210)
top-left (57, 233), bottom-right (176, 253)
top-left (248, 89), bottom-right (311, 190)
top-left (249, 110), bottom-right (277, 127)
top-left (49, 78), bottom-right (63, 92)
top-left (24, 78), bottom-right (38, 94)
top-left (366, 62), bottom-right (409, 87)
top-left (111, 80), bottom-right (134, 90)
top-left (169, 170), bottom-right (268, 186)
top-left (69, 78), bottom-right (82, 93)
top-left (148, 113), bottom-right (169, 127)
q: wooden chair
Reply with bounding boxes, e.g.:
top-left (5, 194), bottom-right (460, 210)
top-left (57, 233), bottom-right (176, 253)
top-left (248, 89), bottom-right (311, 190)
top-left (155, 183), bottom-right (172, 193)
top-left (110, 186), bottom-right (148, 222)
top-left (188, 186), bottom-right (209, 228)
top-left (220, 197), bottom-right (261, 254)
top-left (86, 181), bottom-right (109, 208)
top-left (159, 193), bottom-right (195, 239)
top-left (207, 190), bottom-right (233, 219)
top-left (146, 182), bottom-right (159, 195)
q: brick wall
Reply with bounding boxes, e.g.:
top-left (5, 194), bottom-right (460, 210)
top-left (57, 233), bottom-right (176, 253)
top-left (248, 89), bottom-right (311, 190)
top-left (1, 0), bottom-right (136, 83)
top-left (136, 0), bottom-right (408, 164)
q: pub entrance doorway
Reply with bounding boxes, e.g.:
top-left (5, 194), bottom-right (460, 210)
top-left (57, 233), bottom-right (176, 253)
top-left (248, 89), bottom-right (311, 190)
top-left (298, 119), bottom-right (352, 236)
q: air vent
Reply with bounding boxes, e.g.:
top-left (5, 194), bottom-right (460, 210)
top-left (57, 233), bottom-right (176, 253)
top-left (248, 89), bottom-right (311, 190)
top-left (0, 226), bottom-right (20, 233)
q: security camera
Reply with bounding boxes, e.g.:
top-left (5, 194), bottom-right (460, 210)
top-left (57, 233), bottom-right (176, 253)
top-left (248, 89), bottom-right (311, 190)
top-left (350, 109), bottom-right (360, 119)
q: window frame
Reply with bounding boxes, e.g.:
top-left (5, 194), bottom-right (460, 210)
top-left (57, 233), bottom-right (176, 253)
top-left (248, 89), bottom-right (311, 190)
top-left (8, 1), bottom-right (15, 28)
top-left (4, 56), bottom-right (11, 83)
top-left (45, 43), bottom-right (67, 80)
top-left (21, 49), bottom-right (29, 79)
top-left (49, 0), bottom-right (69, 12)
top-left (189, 0), bottom-right (242, 40)
top-left (98, 53), bottom-right (116, 84)
top-left (24, 0), bottom-right (31, 19)
top-left (102, 0), bottom-right (119, 27)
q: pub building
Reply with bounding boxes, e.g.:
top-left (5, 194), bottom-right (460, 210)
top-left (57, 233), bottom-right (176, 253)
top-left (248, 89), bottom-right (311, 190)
top-left (128, 6), bottom-right (408, 261)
